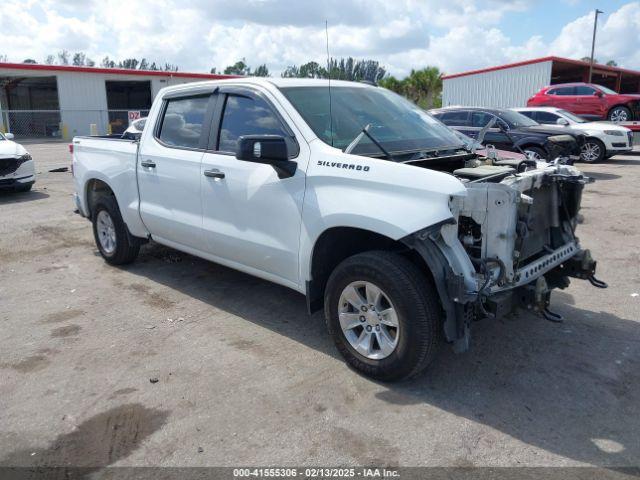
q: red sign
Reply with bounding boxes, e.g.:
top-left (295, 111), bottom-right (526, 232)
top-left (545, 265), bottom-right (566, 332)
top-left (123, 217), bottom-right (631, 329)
top-left (128, 111), bottom-right (141, 123)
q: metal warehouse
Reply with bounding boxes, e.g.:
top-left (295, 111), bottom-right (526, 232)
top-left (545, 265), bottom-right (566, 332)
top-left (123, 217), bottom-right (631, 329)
top-left (0, 63), bottom-right (232, 139)
top-left (442, 56), bottom-right (640, 109)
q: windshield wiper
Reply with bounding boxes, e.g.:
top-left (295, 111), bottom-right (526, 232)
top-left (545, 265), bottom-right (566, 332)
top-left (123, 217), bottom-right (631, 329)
top-left (344, 124), bottom-right (397, 161)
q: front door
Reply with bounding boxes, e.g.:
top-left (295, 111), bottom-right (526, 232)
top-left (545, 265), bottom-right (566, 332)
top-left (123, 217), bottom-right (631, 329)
top-left (137, 94), bottom-right (213, 250)
top-left (200, 88), bottom-right (307, 287)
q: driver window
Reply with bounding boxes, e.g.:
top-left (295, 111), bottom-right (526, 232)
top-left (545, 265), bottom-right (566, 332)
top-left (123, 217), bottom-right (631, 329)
top-left (217, 94), bottom-right (294, 155)
top-left (536, 111), bottom-right (560, 124)
top-left (471, 112), bottom-right (495, 128)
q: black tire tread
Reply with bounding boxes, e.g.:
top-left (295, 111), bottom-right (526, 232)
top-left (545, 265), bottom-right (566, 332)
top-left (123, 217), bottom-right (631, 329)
top-left (325, 250), bottom-right (442, 381)
top-left (92, 195), bottom-right (140, 265)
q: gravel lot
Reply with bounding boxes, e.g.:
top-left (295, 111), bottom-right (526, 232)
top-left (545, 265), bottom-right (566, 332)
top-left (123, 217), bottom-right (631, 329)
top-left (0, 142), bottom-right (639, 469)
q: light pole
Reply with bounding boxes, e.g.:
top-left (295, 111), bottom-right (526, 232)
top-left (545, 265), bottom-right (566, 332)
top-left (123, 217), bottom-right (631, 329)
top-left (588, 9), bottom-right (603, 83)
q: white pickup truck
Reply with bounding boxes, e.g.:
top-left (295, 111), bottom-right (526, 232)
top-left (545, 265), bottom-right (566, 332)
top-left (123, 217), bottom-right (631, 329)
top-left (72, 78), bottom-right (605, 381)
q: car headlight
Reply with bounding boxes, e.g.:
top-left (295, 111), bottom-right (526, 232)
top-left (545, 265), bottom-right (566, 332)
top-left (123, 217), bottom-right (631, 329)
top-left (604, 130), bottom-right (624, 136)
top-left (17, 153), bottom-right (32, 165)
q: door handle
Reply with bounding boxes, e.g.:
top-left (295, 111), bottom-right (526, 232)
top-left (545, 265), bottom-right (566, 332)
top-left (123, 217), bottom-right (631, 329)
top-left (204, 168), bottom-right (225, 179)
top-left (141, 160), bottom-right (156, 168)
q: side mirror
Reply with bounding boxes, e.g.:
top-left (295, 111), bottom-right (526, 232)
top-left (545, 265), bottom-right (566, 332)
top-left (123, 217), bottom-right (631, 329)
top-left (594, 91), bottom-right (604, 98)
top-left (4, 132), bottom-right (14, 140)
top-left (556, 117), bottom-right (570, 126)
top-left (236, 135), bottom-right (296, 179)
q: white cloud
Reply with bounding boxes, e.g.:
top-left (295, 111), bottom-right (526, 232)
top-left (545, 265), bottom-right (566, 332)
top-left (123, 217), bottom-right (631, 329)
top-left (0, 0), bottom-right (638, 77)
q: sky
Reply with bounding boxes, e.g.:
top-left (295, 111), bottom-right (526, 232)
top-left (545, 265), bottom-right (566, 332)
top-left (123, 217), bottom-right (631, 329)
top-left (0, 0), bottom-right (639, 77)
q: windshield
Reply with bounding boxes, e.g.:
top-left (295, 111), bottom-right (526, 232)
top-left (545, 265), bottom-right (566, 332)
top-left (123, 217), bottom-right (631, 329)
top-left (558, 109), bottom-right (587, 123)
top-left (595, 84), bottom-right (618, 95)
top-left (496, 110), bottom-right (538, 128)
top-left (280, 86), bottom-right (464, 157)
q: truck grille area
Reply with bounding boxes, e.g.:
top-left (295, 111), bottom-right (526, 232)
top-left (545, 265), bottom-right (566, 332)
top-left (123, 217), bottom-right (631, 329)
top-left (518, 184), bottom-right (554, 261)
top-left (0, 157), bottom-right (22, 177)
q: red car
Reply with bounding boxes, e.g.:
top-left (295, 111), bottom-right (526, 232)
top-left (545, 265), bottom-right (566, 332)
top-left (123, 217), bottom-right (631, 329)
top-left (527, 83), bottom-right (640, 122)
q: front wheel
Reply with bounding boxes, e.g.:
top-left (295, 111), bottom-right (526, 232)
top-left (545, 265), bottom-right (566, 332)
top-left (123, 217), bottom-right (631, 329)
top-left (92, 195), bottom-right (141, 265)
top-left (608, 106), bottom-right (631, 123)
top-left (325, 251), bottom-right (442, 381)
top-left (580, 138), bottom-right (605, 163)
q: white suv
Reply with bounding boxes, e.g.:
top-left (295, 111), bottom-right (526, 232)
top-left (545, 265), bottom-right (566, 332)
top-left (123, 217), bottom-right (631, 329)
top-left (514, 107), bottom-right (633, 162)
top-left (0, 132), bottom-right (35, 192)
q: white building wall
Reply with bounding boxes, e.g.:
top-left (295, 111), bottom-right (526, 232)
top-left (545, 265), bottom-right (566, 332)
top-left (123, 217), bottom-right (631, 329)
top-left (442, 61), bottom-right (553, 109)
top-left (0, 66), bottom-right (209, 137)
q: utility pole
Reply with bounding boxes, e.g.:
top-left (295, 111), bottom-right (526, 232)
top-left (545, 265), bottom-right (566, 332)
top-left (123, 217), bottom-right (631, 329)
top-left (588, 9), bottom-right (603, 83)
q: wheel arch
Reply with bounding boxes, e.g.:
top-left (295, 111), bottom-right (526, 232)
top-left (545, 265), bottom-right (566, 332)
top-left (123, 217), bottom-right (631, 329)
top-left (305, 226), bottom-right (434, 314)
top-left (85, 177), bottom-right (116, 218)
top-left (607, 104), bottom-right (632, 119)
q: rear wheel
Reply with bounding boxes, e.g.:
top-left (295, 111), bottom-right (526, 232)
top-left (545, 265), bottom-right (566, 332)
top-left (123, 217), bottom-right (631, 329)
top-left (580, 138), bottom-right (605, 163)
top-left (325, 251), bottom-right (442, 381)
top-left (92, 195), bottom-right (141, 265)
top-left (608, 106), bottom-right (631, 123)
top-left (523, 146), bottom-right (547, 161)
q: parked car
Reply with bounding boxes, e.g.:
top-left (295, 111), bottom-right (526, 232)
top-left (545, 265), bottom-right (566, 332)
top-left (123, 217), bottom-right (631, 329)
top-left (514, 107), bottom-right (633, 162)
top-left (430, 106), bottom-right (584, 160)
top-left (121, 117), bottom-right (147, 140)
top-left (526, 83), bottom-right (640, 122)
top-left (72, 78), bottom-right (603, 381)
top-left (0, 132), bottom-right (35, 192)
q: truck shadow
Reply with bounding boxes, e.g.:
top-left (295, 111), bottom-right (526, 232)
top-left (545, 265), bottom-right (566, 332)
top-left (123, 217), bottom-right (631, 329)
top-left (127, 243), bottom-right (640, 469)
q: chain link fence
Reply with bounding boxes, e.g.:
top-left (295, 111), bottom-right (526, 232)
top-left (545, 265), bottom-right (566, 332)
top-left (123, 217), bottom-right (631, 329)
top-left (0, 109), bottom-right (150, 140)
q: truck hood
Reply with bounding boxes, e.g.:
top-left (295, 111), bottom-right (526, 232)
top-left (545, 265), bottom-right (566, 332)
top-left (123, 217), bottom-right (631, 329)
top-left (0, 140), bottom-right (27, 157)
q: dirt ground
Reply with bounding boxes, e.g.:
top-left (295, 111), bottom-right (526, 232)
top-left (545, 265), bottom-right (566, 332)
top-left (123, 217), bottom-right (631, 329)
top-left (0, 142), bottom-right (639, 470)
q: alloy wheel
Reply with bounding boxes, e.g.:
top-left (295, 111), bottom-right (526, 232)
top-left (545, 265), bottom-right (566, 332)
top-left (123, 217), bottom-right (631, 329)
top-left (338, 281), bottom-right (400, 360)
top-left (581, 142), bottom-right (601, 162)
top-left (96, 210), bottom-right (117, 254)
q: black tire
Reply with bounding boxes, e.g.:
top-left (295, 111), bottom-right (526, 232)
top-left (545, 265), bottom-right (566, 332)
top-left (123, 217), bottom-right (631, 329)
top-left (14, 183), bottom-right (33, 192)
top-left (522, 145), bottom-right (547, 161)
top-left (608, 106), bottom-right (631, 123)
top-left (580, 138), bottom-right (606, 163)
top-left (324, 251), bottom-right (442, 382)
top-left (92, 195), bottom-right (140, 265)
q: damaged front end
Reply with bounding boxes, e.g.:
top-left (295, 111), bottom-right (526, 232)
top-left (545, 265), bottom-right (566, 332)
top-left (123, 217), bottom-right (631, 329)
top-left (404, 162), bottom-right (606, 352)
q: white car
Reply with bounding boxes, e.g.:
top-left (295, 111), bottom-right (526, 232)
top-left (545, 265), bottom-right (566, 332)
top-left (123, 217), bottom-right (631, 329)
top-left (514, 107), bottom-right (633, 163)
top-left (0, 132), bottom-right (35, 192)
top-left (121, 117), bottom-right (147, 140)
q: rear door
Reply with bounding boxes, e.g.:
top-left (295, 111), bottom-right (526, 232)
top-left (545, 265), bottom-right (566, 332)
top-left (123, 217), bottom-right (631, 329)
top-left (199, 86), bottom-right (307, 286)
top-left (137, 92), bottom-right (215, 250)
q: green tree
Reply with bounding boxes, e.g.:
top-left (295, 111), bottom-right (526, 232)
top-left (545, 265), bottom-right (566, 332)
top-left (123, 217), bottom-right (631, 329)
top-left (379, 67), bottom-right (443, 108)
top-left (253, 64), bottom-right (270, 77)
top-left (223, 58), bottom-right (251, 75)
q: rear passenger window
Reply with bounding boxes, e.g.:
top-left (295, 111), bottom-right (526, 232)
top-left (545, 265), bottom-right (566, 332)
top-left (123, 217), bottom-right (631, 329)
top-left (158, 96), bottom-right (209, 149)
top-left (218, 95), bottom-right (290, 153)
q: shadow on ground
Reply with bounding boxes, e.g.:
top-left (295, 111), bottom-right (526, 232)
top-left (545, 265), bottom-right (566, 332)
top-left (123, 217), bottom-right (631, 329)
top-left (0, 190), bottom-right (49, 204)
top-left (113, 243), bottom-right (640, 468)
